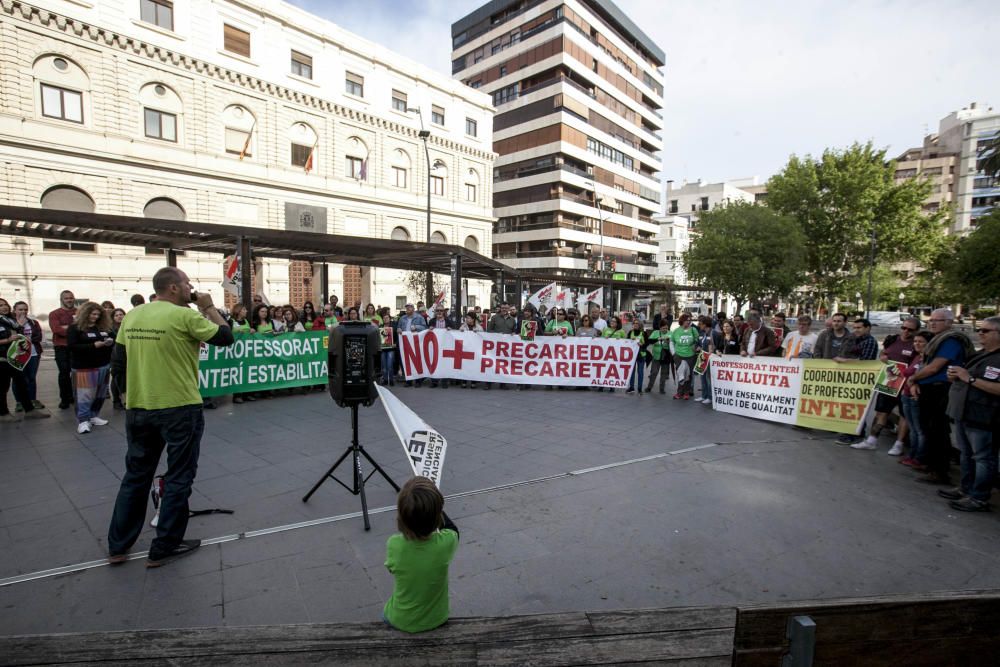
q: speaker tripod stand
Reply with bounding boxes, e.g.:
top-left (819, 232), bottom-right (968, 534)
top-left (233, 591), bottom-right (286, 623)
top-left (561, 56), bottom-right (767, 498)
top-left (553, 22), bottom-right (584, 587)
top-left (302, 403), bottom-right (400, 530)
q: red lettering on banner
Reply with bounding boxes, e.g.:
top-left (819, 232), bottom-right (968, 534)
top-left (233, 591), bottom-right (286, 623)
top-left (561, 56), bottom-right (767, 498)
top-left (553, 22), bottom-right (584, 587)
top-left (800, 399), bottom-right (866, 420)
top-left (718, 370), bottom-right (734, 381)
top-left (607, 364), bottom-right (620, 379)
top-left (540, 361), bottom-right (553, 376)
top-left (555, 361), bottom-right (569, 377)
top-left (553, 344), bottom-right (567, 360)
top-left (524, 343), bottom-right (538, 359)
top-left (538, 345), bottom-right (552, 359)
top-left (423, 332), bottom-right (439, 374)
top-left (590, 345), bottom-right (603, 360)
top-left (481, 358), bottom-right (494, 371)
top-left (510, 360), bottom-right (523, 375)
top-left (579, 363), bottom-right (591, 377)
top-left (735, 371), bottom-right (790, 388)
top-left (496, 359), bottom-right (509, 374)
top-left (578, 345), bottom-right (590, 361)
top-left (619, 347), bottom-right (634, 363)
top-left (605, 347), bottom-right (619, 362)
top-left (497, 341), bottom-right (510, 357)
top-left (482, 339), bottom-right (495, 354)
top-left (442, 339), bottom-right (475, 369)
top-left (525, 361), bottom-right (538, 376)
top-left (401, 335), bottom-right (422, 374)
top-left (511, 342), bottom-right (523, 357)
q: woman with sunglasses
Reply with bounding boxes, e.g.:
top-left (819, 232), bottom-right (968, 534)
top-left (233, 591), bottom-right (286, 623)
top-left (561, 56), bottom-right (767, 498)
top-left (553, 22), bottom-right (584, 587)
top-left (575, 314), bottom-right (598, 338)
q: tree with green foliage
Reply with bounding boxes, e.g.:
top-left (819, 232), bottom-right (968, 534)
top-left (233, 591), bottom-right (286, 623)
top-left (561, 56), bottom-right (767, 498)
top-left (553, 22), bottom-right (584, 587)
top-left (766, 142), bottom-right (947, 303)
top-left (945, 209), bottom-right (1000, 305)
top-left (682, 201), bottom-right (807, 314)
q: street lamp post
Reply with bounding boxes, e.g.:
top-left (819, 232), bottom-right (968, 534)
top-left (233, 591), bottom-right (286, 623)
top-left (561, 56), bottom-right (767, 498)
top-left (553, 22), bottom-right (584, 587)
top-left (407, 107), bottom-right (434, 306)
top-left (899, 292), bottom-right (905, 313)
top-left (585, 181), bottom-right (605, 274)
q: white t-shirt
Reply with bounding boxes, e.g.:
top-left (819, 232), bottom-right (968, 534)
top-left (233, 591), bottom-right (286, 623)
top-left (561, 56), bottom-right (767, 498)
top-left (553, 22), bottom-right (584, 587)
top-left (782, 331), bottom-right (818, 359)
top-left (593, 317), bottom-right (608, 331)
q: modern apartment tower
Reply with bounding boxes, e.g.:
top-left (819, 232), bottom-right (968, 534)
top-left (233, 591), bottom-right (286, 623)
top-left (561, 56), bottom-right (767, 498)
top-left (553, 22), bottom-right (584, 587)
top-left (451, 0), bottom-right (665, 282)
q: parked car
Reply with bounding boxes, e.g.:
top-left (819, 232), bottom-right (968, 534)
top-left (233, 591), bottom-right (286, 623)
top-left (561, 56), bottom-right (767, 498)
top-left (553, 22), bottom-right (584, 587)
top-left (867, 311), bottom-right (908, 327)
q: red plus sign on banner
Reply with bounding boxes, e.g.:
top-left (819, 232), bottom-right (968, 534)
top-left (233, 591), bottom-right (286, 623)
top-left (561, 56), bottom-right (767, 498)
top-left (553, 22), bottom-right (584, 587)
top-left (441, 339), bottom-right (476, 369)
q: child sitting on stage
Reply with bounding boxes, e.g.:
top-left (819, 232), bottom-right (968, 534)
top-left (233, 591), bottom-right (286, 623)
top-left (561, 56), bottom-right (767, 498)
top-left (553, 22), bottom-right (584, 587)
top-left (382, 476), bottom-right (459, 633)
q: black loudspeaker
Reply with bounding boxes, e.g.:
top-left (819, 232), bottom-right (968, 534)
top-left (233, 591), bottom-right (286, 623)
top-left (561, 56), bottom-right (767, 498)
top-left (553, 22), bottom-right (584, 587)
top-left (328, 321), bottom-right (379, 407)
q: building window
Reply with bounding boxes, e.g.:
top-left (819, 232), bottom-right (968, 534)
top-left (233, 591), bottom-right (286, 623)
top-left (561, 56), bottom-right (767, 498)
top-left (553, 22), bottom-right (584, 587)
top-left (392, 90), bottom-right (407, 112)
top-left (391, 226), bottom-right (411, 241)
top-left (466, 183), bottom-right (477, 202)
top-left (669, 199), bottom-right (678, 213)
top-left (140, 0), bottom-right (173, 31)
top-left (396, 296), bottom-right (407, 310)
top-left (225, 128), bottom-right (251, 156)
top-left (470, 80), bottom-right (482, 89)
top-left (291, 51), bottom-right (312, 79)
top-left (700, 197), bottom-right (709, 211)
top-left (144, 108), bottom-right (176, 141)
top-left (40, 83), bottom-right (83, 123)
top-left (492, 84), bottom-right (518, 106)
top-left (346, 156), bottom-right (366, 180)
top-left (43, 241), bottom-right (95, 252)
top-left (291, 143), bottom-right (313, 168)
top-left (431, 104), bottom-right (445, 126)
top-left (431, 174), bottom-right (444, 196)
top-left (224, 24), bottom-right (251, 58)
top-left (392, 166), bottom-right (407, 188)
top-left (465, 118), bottom-right (478, 137)
top-left (499, 65), bottom-right (507, 77)
top-left (345, 72), bottom-right (364, 97)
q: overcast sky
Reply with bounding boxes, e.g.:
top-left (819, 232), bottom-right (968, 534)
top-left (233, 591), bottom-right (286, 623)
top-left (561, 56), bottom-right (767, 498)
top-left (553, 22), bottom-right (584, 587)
top-left (289, 0), bottom-right (999, 189)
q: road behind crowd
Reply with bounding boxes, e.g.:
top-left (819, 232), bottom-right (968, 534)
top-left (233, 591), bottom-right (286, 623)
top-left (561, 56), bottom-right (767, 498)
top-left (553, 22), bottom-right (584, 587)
top-left (1, 356), bottom-right (997, 635)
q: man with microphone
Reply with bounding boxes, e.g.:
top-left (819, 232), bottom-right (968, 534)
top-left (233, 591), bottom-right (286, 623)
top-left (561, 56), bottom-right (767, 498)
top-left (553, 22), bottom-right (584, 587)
top-left (107, 267), bottom-right (233, 568)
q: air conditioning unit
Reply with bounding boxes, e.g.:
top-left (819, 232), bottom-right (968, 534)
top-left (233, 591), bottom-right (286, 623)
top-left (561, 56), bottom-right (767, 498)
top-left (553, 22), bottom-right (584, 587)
top-left (559, 240), bottom-right (568, 247)
top-left (549, 240), bottom-right (560, 247)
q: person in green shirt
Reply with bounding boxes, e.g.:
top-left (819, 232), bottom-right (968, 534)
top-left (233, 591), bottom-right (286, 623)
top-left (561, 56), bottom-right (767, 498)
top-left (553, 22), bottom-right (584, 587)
top-left (251, 304), bottom-right (275, 334)
top-left (108, 267), bottom-right (233, 568)
top-left (544, 308), bottom-right (574, 337)
top-left (645, 320), bottom-right (674, 394)
top-left (602, 316), bottom-right (625, 338)
top-left (669, 313), bottom-right (698, 399)
top-left (383, 477), bottom-right (459, 633)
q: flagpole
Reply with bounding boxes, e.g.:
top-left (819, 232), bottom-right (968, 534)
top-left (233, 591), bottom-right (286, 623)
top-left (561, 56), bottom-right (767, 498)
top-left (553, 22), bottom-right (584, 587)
top-left (239, 120), bottom-right (256, 161)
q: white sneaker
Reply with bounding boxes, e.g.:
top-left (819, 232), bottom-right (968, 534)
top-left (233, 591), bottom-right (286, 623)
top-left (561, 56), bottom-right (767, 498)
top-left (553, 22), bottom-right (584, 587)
top-left (850, 441), bottom-right (876, 450)
top-left (89, 417), bottom-right (109, 426)
top-left (701, 398), bottom-right (712, 404)
top-left (887, 442), bottom-right (904, 456)
top-left (77, 421), bottom-right (92, 434)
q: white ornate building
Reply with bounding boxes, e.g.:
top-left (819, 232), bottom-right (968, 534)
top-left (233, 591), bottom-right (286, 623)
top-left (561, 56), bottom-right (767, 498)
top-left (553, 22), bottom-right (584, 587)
top-left (0, 0), bottom-right (496, 317)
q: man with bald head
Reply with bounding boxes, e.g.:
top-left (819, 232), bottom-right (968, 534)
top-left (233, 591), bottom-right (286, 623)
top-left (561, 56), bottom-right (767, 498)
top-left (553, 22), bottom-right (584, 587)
top-left (906, 309), bottom-right (974, 486)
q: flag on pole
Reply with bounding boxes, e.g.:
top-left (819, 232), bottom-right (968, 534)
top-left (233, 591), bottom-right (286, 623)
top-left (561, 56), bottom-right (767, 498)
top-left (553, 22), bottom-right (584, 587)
top-left (303, 140), bottom-right (318, 173)
top-left (554, 288), bottom-right (574, 310)
top-left (431, 290), bottom-right (447, 311)
top-left (238, 121), bottom-right (256, 161)
top-left (577, 286), bottom-right (604, 312)
top-left (376, 385), bottom-right (448, 487)
top-left (527, 282), bottom-right (557, 310)
top-left (222, 255), bottom-right (241, 297)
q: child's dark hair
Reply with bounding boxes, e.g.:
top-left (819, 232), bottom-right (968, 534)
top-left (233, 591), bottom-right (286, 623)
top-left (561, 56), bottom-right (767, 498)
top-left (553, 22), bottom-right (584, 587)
top-left (397, 476), bottom-right (444, 540)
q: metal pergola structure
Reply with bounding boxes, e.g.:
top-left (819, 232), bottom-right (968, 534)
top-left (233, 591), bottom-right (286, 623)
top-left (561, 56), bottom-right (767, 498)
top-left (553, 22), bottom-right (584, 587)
top-left (0, 204), bottom-right (694, 313)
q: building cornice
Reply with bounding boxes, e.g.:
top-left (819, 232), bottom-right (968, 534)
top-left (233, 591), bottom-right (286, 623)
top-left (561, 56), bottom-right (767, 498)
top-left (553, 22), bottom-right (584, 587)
top-left (1, 0), bottom-right (498, 162)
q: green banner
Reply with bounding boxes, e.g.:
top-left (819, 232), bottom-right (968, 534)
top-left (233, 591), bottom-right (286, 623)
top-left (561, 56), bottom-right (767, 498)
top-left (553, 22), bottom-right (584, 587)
top-left (198, 331), bottom-right (329, 397)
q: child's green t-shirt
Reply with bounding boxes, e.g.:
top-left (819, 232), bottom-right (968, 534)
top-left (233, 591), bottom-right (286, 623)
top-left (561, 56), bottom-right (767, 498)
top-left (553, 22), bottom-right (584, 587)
top-left (383, 529), bottom-right (459, 633)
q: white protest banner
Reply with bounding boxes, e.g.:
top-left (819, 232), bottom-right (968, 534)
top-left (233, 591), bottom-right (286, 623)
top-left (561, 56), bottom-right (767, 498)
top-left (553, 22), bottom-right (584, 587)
top-left (527, 282), bottom-right (557, 310)
top-left (399, 330), bottom-right (639, 388)
top-left (709, 357), bottom-right (882, 434)
top-left (376, 385), bottom-right (447, 487)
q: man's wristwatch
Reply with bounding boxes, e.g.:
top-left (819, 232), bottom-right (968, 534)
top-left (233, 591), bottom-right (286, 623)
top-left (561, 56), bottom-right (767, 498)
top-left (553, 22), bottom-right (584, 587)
top-left (969, 377), bottom-right (977, 385)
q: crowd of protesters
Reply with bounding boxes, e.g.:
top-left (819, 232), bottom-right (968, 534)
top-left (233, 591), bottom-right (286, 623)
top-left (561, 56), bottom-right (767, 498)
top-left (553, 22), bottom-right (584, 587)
top-left (1, 290), bottom-right (996, 512)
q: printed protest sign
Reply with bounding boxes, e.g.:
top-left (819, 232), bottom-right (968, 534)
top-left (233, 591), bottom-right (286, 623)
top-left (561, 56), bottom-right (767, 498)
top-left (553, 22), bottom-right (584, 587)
top-left (873, 361), bottom-right (907, 397)
top-left (399, 330), bottom-right (639, 388)
top-left (198, 331), bottom-right (328, 396)
top-left (710, 358), bottom-right (882, 434)
top-left (377, 385), bottom-right (447, 487)
top-left (693, 351), bottom-right (711, 376)
top-left (520, 320), bottom-right (537, 340)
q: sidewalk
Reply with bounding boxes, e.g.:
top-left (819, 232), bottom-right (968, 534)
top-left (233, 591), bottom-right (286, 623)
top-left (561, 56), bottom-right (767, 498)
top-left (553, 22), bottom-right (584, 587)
top-left (1, 365), bottom-right (998, 635)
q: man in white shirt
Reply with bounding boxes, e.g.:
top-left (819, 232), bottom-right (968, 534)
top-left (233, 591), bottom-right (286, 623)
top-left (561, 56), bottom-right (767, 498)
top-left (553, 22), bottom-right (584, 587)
top-left (590, 306), bottom-right (608, 332)
top-left (783, 315), bottom-right (819, 359)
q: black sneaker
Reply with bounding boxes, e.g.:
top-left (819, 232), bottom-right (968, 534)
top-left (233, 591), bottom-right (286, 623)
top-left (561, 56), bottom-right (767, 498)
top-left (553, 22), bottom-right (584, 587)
top-left (146, 539), bottom-right (202, 568)
top-left (58, 401), bottom-right (71, 410)
top-left (835, 434), bottom-right (858, 445)
top-left (950, 497), bottom-right (990, 512)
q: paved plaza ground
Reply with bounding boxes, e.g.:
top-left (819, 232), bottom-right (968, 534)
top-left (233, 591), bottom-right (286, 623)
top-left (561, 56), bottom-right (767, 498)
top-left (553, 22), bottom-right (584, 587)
top-left (1, 358), bottom-right (998, 636)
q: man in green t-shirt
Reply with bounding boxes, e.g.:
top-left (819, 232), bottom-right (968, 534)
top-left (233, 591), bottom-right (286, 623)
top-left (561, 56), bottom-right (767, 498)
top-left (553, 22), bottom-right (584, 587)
top-left (669, 314), bottom-right (698, 399)
top-left (107, 267), bottom-right (233, 568)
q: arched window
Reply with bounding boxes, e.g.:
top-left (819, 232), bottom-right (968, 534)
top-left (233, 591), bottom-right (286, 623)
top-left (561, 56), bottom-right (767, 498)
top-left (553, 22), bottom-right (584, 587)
top-left (139, 82), bottom-right (182, 142)
top-left (430, 231), bottom-right (447, 244)
top-left (464, 235), bottom-right (480, 252)
top-left (464, 168), bottom-right (480, 203)
top-left (143, 197), bottom-right (186, 220)
top-left (289, 122), bottom-right (318, 170)
top-left (346, 136), bottom-right (369, 181)
top-left (390, 148), bottom-right (410, 189)
top-left (223, 104), bottom-right (256, 158)
top-left (33, 54), bottom-right (90, 124)
top-left (41, 185), bottom-right (95, 212)
top-left (390, 226), bottom-right (411, 241)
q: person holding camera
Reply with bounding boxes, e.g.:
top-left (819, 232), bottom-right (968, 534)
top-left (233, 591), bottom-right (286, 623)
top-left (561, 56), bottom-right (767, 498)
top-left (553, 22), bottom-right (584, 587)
top-left (107, 268), bottom-right (233, 568)
top-left (67, 302), bottom-right (116, 434)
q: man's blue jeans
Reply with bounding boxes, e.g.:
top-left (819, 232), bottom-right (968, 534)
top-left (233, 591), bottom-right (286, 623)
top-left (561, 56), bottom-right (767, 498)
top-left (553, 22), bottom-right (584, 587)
top-left (900, 394), bottom-right (924, 462)
top-left (381, 349), bottom-right (395, 384)
top-left (108, 404), bottom-right (204, 557)
top-left (952, 421), bottom-right (997, 503)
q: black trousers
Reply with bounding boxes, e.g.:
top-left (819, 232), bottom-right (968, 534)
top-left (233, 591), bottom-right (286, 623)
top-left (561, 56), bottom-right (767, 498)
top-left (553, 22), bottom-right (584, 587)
top-left (918, 382), bottom-right (952, 477)
top-left (0, 362), bottom-right (35, 415)
top-left (54, 346), bottom-right (73, 404)
top-left (108, 404), bottom-right (204, 557)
